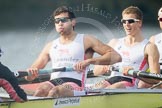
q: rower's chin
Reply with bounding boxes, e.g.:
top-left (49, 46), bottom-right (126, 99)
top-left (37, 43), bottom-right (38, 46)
top-left (126, 32), bottom-right (132, 35)
top-left (59, 31), bottom-right (64, 35)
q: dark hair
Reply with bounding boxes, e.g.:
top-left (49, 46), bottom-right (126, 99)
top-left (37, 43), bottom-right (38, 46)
top-left (53, 6), bottom-right (76, 19)
top-left (122, 6), bottom-right (143, 20)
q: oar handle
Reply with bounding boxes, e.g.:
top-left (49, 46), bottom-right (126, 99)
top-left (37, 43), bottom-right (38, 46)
top-left (15, 67), bottom-right (74, 78)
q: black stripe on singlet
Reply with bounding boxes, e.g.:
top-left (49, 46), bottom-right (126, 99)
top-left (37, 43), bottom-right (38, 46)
top-left (49, 77), bottom-right (82, 87)
top-left (105, 76), bottom-right (133, 85)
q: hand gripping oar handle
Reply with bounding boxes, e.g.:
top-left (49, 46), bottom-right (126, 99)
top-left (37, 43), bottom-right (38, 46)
top-left (110, 66), bottom-right (162, 80)
top-left (15, 67), bottom-right (74, 78)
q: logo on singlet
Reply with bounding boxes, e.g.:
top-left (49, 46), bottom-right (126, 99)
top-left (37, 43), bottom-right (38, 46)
top-left (118, 46), bottom-right (122, 50)
top-left (53, 45), bottom-right (57, 49)
top-left (158, 40), bottom-right (161, 44)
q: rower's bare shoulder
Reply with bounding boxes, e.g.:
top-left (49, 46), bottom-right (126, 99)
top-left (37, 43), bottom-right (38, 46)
top-left (45, 41), bottom-right (53, 48)
top-left (41, 42), bottom-right (53, 54)
top-left (83, 34), bottom-right (103, 45)
top-left (108, 38), bottom-right (119, 47)
top-left (146, 42), bottom-right (158, 49)
top-left (145, 42), bottom-right (159, 54)
top-left (83, 34), bottom-right (109, 51)
top-left (149, 35), bottom-right (155, 43)
top-left (84, 34), bottom-right (98, 41)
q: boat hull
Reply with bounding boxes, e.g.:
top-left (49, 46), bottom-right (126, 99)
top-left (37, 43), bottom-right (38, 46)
top-left (1, 90), bottom-right (162, 108)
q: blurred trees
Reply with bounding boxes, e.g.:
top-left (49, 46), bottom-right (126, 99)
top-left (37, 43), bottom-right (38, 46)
top-left (0, 0), bottom-right (161, 29)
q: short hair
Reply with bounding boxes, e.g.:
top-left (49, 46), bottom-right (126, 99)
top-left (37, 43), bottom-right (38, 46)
top-left (122, 6), bottom-right (143, 20)
top-left (158, 7), bottom-right (162, 16)
top-left (53, 6), bottom-right (76, 19)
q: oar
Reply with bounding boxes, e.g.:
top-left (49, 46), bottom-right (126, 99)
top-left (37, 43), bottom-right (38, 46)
top-left (18, 74), bottom-right (50, 85)
top-left (18, 69), bottom-right (103, 85)
top-left (17, 66), bottom-right (162, 85)
top-left (87, 70), bottom-right (110, 78)
top-left (110, 66), bottom-right (162, 80)
top-left (15, 67), bottom-right (74, 78)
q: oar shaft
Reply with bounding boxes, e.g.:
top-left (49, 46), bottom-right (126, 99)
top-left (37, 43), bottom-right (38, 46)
top-left (16, 67), bottom-right (74, 78)
top-left (110, 66), bottom-right (162, 80)
top-left (133, 71), bottom-right (162, 80)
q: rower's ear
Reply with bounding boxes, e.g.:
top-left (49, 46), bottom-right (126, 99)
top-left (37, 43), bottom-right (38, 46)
top-left (71, 19), bottom-right (76, 27)
top-left (138, 20), bottom-right (142, 28)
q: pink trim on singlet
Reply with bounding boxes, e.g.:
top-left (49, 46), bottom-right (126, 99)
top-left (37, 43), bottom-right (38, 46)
top-left (127, 58), bottom-right (148, 88)
top-left (80, 55), bottom-right (87, 90)
top-left (139, 58), bottom-right (147, 70)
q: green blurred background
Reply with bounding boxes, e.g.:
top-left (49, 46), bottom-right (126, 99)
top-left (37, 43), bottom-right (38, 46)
top-left (0, 0), bottom-right (162, 30)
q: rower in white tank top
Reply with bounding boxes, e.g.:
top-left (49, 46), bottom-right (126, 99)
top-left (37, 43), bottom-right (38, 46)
top-left (111, 37), bottom-right (149, 79)
top-left (49, 34), bottom-right (88, 88)
top-left (154, 33), bottom-right (162, 69)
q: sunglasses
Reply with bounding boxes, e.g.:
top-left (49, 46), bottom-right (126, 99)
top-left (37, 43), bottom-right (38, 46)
top-left (121, 19), bottom-right (140, 24)
top-left (54, 17), bottom-right (71, 24)
top-left (158, 17), bottom-right (162, 22)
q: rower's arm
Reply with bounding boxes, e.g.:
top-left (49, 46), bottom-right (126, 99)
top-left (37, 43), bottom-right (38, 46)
top-left (139, 42), bottom-right (160, 85)
top-left (149, 35), bottom-right (155, 43)
top-left (84, 36), bottom-right (121, 65)
top-left (93, 38), bottom-right (120, 76)
top-left (30, 43), bottom-right (51, 69)
top-left (146, 42), bottom-right (160, 74)
top-left (25, 42), bottom-right (51, 81)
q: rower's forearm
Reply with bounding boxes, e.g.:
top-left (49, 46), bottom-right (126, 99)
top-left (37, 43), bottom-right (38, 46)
top-left (30, 57), bottom-right (49, 69)
top-left (30, 61), bottom-right (46, 69)
top-left (88, 52), bottom-right (121, 65)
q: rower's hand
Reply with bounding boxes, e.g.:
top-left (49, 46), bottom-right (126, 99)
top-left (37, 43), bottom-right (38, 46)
top-left (122, 66), bottom-right (134, 76)
top-left (74, 60), bottom-right (90, 73)
top-left (25, 68), bottom-right (39, 81)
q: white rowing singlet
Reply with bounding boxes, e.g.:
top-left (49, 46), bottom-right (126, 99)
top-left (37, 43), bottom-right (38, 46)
top-left (154, 33), bottom-right (162, 63)
top-left (49, 34), bottom-right (87, 84)
top-left (111, 38), bottom-right (149, 78)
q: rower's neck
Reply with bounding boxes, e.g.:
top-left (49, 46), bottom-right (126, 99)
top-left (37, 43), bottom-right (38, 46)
top-left (60, 32), bottom-right (77, 44)
top-left (125, 34), bottom-right (144, 46)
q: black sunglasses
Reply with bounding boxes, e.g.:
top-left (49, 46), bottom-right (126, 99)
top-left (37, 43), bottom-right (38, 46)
top-left (121, 19), bottom-right (140, 24)
top-left (158, 17), bottom-right (162, 22)
top-left (54, 17), bottom-right (71, 24)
